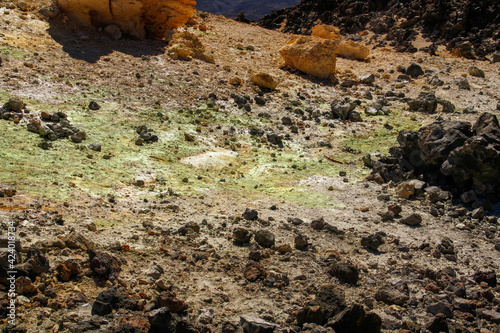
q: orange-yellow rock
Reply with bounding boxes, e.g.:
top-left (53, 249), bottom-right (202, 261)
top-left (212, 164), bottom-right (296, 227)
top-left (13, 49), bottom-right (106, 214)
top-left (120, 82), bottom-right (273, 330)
top-left (168, 31), bottom-right (215, 63)
top-left (310, 24), bottom-right (370, 61)
top-left (279, 35), bottom-right (337, 79)
top-left (250, 72), bottom-right (279, 90)
top-left (335, 40), bottom-right (370, 61)
top-left (56, 0), bottom-right (196, 39)
top-left (311, 24), bottom-right (341, 39)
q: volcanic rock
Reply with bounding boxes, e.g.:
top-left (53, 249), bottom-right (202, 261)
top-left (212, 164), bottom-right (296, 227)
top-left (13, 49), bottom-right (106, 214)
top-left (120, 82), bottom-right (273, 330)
top-left (326, 304), bottom-right (381, 333)
top-left (327, 262), bottom-right (359, 284)
top-left (240, 316), bottom-right (277, 333)
top-left (88, 249), bottom-right (122, 280)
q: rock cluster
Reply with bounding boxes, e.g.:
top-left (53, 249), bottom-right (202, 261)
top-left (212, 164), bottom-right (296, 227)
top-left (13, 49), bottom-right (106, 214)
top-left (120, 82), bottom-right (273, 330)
top-left (28, 110), bottom-right (87, 148)
top-left (135, 125), bottom-right (159, 145)
top-left (2, 97), bottom-right (89, 150)
top-left (370, 112), bottom-right (500, 207)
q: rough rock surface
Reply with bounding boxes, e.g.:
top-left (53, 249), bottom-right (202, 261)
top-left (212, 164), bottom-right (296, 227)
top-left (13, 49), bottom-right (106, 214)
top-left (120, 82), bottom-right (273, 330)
top-left (371, 113), bottom-right (500, 205)
top-left (56, 0), bottom-right (196, 39)
top-left (279, 35), bottom-right (337, 79)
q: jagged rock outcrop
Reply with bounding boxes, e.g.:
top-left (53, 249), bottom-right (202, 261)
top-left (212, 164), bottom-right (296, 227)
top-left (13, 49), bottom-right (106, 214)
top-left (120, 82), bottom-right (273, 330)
top-left (56, 0), bottom-right (196, 39)
top-left (370, 113), bottom-right (500, 206)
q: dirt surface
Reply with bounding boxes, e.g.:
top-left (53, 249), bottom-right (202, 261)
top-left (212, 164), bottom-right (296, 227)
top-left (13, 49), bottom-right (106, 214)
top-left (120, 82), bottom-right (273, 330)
top-left (0, 1), bottom-right (500, 332)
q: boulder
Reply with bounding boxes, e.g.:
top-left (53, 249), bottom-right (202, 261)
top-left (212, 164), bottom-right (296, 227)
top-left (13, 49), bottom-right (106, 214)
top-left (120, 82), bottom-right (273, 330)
top-left (279, 35), bottom-right (337, 79)
top-left (56, 0), bottom-right (196, 39)
top-left (407, 92), bottom-right (437, 113)
top-left (418, 120), bottom-right (471, 167)
top-left (441, 113), bottom-right (500, 196)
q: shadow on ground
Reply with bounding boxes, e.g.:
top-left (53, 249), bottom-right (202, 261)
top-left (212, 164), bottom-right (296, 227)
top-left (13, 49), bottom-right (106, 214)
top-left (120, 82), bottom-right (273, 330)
top-left (46, 18), bottom-right (168, 63)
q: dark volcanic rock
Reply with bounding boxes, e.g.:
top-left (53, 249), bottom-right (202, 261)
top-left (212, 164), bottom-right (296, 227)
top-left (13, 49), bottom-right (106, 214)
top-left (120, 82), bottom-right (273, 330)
top-left (315, 283), bottom-right (346, 319)
top-left (360, 233), bottom-right (384, 252)
top-left (326, 304), bottom-right (381, 333)
top-left (88, 249), bottom-right (122, 281)
top-left (92, 288), bottom-right (119, 316)
top-left (156, 292), bottom-right (189, 314)
top-left (242, 208), bottom-right (259, 221)
top-left (370, 113), bottom-right (500, 204)
top-left (254, 229), bottom-right (275, 248)
top-left (296, 306), bottom-right (325, 326)
top-left (374, 287), bottom-right (408, 306)
top-left (233, 227), bottom-right (252, 245)
top-left (240, 315), bottom-right (277, 333)
top-left (327, 262), bottom-right (359, 284)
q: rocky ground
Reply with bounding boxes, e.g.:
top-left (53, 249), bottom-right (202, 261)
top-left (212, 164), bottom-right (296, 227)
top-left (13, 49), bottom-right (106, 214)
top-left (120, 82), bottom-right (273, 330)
top-left (0, 1), bottom-right (500, 332)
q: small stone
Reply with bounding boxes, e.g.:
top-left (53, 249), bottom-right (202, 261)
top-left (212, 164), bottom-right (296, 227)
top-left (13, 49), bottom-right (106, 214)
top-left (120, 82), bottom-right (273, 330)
top-left (468, 66), bottom-right (485, 78)
top-left (104, 24), bottom-right (122, 40)
top-left (359, 74), bottom-right (376, 84)
top-left (254, 229), bottom-right (275, 248)
top-left (296, 306), bottom-right (324, 326)
top-left (71, 135), bottom-right (83, 143)
top-left (453, 77), bottom-right (470, 90)
top-left (482, 310), bottom-right (500, 323)
top-left (311, 217), bottom-right (326, 230)
top-left (242, 208), bottom-right (258, 221)
top-left (244, 262), bottom-right (267, 282)
top-left (327, 262), bottom-right (359, 284)
top-left (250, 73), bottom-right (278, 90)
top-left (406, 63), bottom-right (424, 78)
top-left (387, 205), bottom-right (402, 216)
top-left (146, 265), bottom-right (164, 280)
top-left (401, 213), bottom-right (422, 226)
top-left (426, 302), bottom-right (453, 318)
top-left (294, 234), bottom-right (309, 250)
top-left (156, 292), bottom-right (189, 314)
top-left (374, 288), bottom-right (408, 306)
top-left (327, 304), bottom-right (381, 333)
top-left (460, 190), bottom-right (477, 204)
top-left (361, 233), bottom-right (384, 252)
top-left (396, 181), bottom-right (415, 199)
top-left (288, 217), bottom-right (303, 225)
top-left (88, 101), bottom-right (101, 110)
top-left (88, 143), bottom-right (102, 152)
top-left (240, 315), bottom-right (277, 333)
top-left (424, 314), bottom-right (448, 333)
top-left (471, 207), bottom-right (485, 219)
top-left (275, 244), bottom-right (292, 254)
top-left (233, 227), bottom-right (252, 245)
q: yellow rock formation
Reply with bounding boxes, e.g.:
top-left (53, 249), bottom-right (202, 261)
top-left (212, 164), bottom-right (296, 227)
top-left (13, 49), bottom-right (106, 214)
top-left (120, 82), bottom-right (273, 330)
top-left (279, 35), bottom-right (337, 79)
top-left (311, 24), bottom-right (340, 39)
top-left (250, 73), bottom-right (279, 90)
top-left (56, 0), bottom-right (196, 39)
